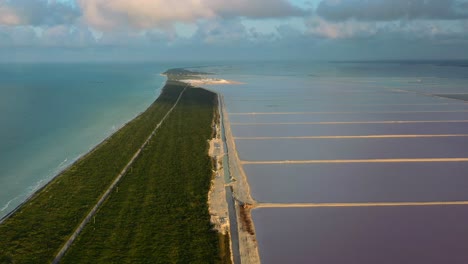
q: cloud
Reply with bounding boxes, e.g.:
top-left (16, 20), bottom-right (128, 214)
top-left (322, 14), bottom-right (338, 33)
top-left (0, 24), bottom-right (97, 48)
top-left (316, 0), bottom-right (468, 21)
top-left (304, 13), bottom-right (468, 42)
top-left (0, 0), bottom-right (80, 26)
top-left (40, 25), bottom-right (97, 46)
top-left (192, 19), bottom-right (250, 44)
top-left (206, 0), bottom-right (307, 19)
top-left (306, 17), bottom-right (376, 39)
top-left (0, 5), bottom-right (21, 25)
top-left (77, 0), bottom-right (306, 31)
top-left (1, 0), bottom-right (468, 62)
top-left (0, 25), bottom-right (37, 46)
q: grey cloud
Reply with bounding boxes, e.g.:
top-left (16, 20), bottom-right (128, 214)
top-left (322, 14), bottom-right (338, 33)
top-left (0, 0), bottom-right (80, 26)
top-left (208, 0), bottom-right (307, 19)
top-left (316, 0), bottom-right (468, 21)
top-left (191, 19), bottom-right (250, 44)
top-left (0, 24), bottom-right (96, 47)
top-left (41, 25), bottom-right (96, 46)
top-left (145, 30), bottom-right (176, 43)
top-left (0, 26), bottom-right (37, 46)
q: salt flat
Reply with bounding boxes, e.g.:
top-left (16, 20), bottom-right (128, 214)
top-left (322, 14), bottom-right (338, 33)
top-left (253, 206), bottom-right (468, 264)
top-left (235, 137), bottom-right (468, 161)
top-left (196, 61), bottom-right (468, 264)
top-left (245, 163), bottom-right (468, 203)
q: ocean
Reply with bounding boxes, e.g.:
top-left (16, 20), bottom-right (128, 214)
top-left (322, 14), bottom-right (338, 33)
top-left (0, 62), bottom-right (183, 218)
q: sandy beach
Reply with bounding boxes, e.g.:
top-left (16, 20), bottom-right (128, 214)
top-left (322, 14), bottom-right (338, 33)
top-left (181, 78), bottom-right (243, 86)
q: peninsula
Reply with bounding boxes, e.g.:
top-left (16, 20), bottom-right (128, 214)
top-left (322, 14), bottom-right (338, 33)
top-left (0, 70), bottom-right (232, 264)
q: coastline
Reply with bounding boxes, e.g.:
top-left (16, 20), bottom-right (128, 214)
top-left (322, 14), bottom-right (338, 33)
top-left (219, 95), bottom-right (261, 264)
top-left (0, 80), bottom-right (186, 260)
top-left (53, 82), bottom-right (188, 263)
top-left (171, 68), bottom-right (249, 263)
top-left (1, 72), bottom-right (235, 263)
top-left (0, 79), bottom-right (167, 224)
top-left (207, 96), bottom-right (235, 263)
top-left (202, 83), bottom-right (261, 263)
top-left (58, 82), bottom-right (229, 262)
top-left (181, 78), bottom-right (243, 86)
top-left (1, 66), bottom-right (255, 263)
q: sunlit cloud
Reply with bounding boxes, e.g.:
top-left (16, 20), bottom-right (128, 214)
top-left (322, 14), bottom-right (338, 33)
top-left (77, 0), bottom-right (307, 31)
top-left (1, 0), bottom-right (468, 61)
top-left (0, 5), bottom-right (21, 25)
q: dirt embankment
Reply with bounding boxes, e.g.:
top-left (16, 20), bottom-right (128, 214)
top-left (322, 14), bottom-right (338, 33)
top-left (239, 203), bottom-right (255, 236)
top-left (219, 95), bottom-right (261, 264)
top-left (207, 118), bottom-right (229, 235)
top-left (201, 83), bottom-right (260, 264)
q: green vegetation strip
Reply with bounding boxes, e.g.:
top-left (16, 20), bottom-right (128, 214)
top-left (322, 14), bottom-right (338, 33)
top-left (0, 82), bottom-right (184, 263)
top-left (53, 84), bottom-right (187, 263)
top-left (61, 86), bottom-right (230, 263)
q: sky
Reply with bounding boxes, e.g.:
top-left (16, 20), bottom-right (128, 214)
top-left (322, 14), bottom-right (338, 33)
top-left (0, 0), bottom-right (468, 62)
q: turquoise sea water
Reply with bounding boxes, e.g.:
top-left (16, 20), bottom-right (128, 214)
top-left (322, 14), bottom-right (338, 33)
top-left (0, 62), bottom-right (189, 218)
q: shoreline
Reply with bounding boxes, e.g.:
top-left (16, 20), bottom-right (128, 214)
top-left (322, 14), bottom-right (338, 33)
top-left (0, 78), bottom-right (168, 224)
top-left (56, 82), bottom-right (230, 262)
top-left (207, 96), bottom-right (235, 263)
top-left (191, 62), bottom-right (261, 262)
top-left (1, 72), bottom-right (236, 263)
top-left (181, 78), bottom-right (243, 86)
top-left (219, 95), bottom-right (261, 264)
top-left (53, 82), bottom-right (188, 263)
top-left (202, 82), bottom-right (260, 263)
top-left (1, 67), bottom-right (253, 263)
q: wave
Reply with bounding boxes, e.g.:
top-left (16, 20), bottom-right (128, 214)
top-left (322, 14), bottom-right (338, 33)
top-left (58, 158), bottom-right (68, 168)
top-left (0, 197), bottom-right (18, 212)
